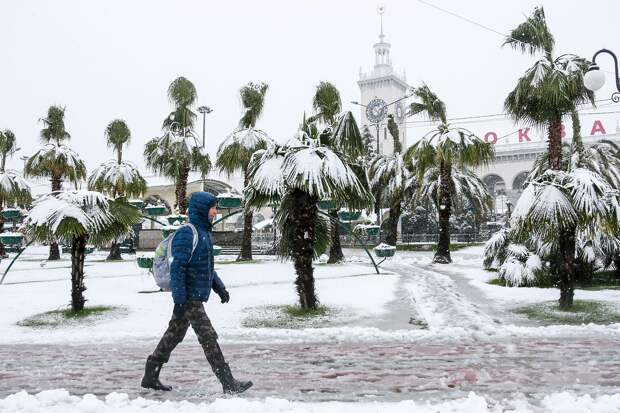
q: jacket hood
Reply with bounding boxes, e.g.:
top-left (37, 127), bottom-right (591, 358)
top-left (188, 191), bottom-right (218, 231)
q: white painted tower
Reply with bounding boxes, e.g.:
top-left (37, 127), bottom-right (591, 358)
top-left (357, 6), bottom-right (410, 156)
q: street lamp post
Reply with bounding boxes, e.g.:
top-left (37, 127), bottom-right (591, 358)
top-left (197, 106), bottom-right (213, 190)
top-left (584, 48), bottom-right (620, 102)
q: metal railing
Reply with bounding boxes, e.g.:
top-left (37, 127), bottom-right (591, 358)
top-left (250, 231), bottom-right (491, 247)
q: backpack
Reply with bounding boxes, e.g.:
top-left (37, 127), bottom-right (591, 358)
top-left (152, 223), bottom-right (199, 291)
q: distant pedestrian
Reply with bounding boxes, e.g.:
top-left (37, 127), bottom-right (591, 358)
top-left (141, 192), bottom-right (252, 394)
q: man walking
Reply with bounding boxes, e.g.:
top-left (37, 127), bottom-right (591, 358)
top-left (141, 192), bottom-right (252, 394)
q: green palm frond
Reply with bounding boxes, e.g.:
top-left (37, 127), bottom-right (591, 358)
top-left (503, 7), bottom-right (554, 56)
top-left (239, 82), bottom-right (268, 128)
top-left (330, 111), bottom-right (364, 160)
top-left (0, 129), bottom-right (17, 159)
top-left (163, 77), bottom-right (197, 129)
top-left (163, 106), bottom-right (197, 130)
top-left (0, 129), bottom-right (17, 171)
top-left (505, 55), bottom-right (593, 127)
top-left (312, 81), bottom-right (342, 127)
top-left (216, 128), bottom-right (270, 176)
top-left (190, 146), bottom-right (212, 176)
top-left (168, 77), bottom-right (196, 108)
top-left (408, 84), bottom-right (446, 123)
top-left (105, 119), bottom-right (131, 162)
top-left (39, 105), bottom-right (71, 143)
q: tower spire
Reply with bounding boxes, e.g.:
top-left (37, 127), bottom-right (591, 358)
top-left (378, 5), bottom-right (385, 42)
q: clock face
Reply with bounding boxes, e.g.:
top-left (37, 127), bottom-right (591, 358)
top-left (365, 98), bottom-right (388, 123)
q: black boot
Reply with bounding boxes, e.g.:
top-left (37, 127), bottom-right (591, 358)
top-left (141, 356), bottom-right (172, 391)
top-left (216, 362), bottom-right (253, 395)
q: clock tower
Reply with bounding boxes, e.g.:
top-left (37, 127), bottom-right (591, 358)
top-left (357, 6), bottom-right (410, 156)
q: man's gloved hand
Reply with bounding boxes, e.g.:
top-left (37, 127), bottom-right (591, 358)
top-left (173, 302), bottom-right (186, 317)
top-left (217, 289), bottom-right (230, 304)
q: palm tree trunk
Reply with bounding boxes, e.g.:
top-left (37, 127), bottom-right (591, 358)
top-left (434, 161), bottom-right (452, 264)
top-left (327, 209), bottom-right (344, 263)
top-left (175, 166), bottom-right (190, 214)
top-left (385, 202), bottom-right (401, 247)
top-left (558, 229), bottom-right (576, 309)
top-left (239, 172), bottom-right (253, 261)
top-left (48, 174), bottom-right (62, 260)
top-left (290, 189), bottom-right (319, 309)
top-left (70, 234), bottom-right (88, 312)
top-left (107, 240), bottom-right (122, 260)
top-left (548, 115), bottom-right (576, 308)
top-left (548, 117), bottom-right (563, 170)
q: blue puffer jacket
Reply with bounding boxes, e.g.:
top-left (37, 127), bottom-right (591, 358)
top-left (170, 192), bottom-right (225, 305)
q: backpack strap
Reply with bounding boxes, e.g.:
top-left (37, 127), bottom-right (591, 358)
top-left (186, 223), bottom-right (199, 260)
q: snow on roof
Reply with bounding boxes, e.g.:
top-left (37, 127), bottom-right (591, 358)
top-left (253, 218), bottom-right (273, 230)
top-left (144, 170), bottom-right (244, 192)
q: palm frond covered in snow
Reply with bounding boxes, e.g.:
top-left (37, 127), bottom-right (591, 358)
top-left (405, 125), bottom-right (494, 183)
top-left (144, 127), bottom-right (211, 179)
top-left (369, 153), bottom-right (416, 207)
top-left (415, 166), bottom-right (493, 215)
top-left (88, 160), bottom-right (147, 198)
top-left (216, 128), bottom-right (271, 176)
top-left (246, 137), bottom-right (373, 211)
top-left (512, 169), bottom-right (618, 243)
top-left (0, 169), bottom-right (31, 205)
top-left (24, 143), bottom-right (87, 185)
top-left (25, 191), bottom-right (142, 245)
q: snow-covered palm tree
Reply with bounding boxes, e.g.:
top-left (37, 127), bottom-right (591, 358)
top-left (0, 129), bottom-right (31, 256)
top-left (89, 119), bottom-right (146, 260)
top-left (504, 8), bottom-right (594, 294)
top-left (25, 106), bottom-right (86, 260)
top-left (504, 7), bottom-right (593, 172)
top-left (405, 85), bottom-right (494, 263)
top-left (485, 113), bottom-right (620, 307)
top-left (369, 115), bottom-right (415, 246)
top-left (144, 77), bottom-right (211, 214)
top-left (309, 82), bottom-right (367, 263)
top-left (245, 120), bottom-right (373, 309)
top-left (216, 82), bottom-right (270, 261)
top-left (25, 191), bottom-right (142, 312)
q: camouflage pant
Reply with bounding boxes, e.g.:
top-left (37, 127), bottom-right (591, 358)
top-left (151, 301), bottom-right (225, 374)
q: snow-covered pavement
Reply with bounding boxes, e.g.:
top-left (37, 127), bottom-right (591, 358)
top-left (2, 245), bottom-right (620, 410)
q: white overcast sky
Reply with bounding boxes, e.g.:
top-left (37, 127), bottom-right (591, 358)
top-left (2, 0), bottom-right (619, 174)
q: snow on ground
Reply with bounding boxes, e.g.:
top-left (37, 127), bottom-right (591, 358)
top-left (3, 389), bottom-right (620, 413)
top-left (417, 246), bottom-right (620, 306)
top-left (0, 246), bottom-right (399, 345)
top-left (2, 245), bottom-right (620, 345)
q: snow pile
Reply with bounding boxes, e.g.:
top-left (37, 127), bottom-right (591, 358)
top-left (3, 390), bottom-right (620, 413)
top-left (374, 243), bottom-right (396, 251)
